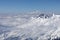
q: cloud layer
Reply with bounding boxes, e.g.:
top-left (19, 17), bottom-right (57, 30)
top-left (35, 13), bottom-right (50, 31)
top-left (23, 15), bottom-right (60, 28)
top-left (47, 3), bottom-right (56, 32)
top-left (0, 14), bottom-right (60, 40)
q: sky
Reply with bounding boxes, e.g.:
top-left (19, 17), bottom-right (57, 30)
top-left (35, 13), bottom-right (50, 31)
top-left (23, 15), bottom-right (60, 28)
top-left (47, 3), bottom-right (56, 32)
top-left (0, 0), bottom-right (60, 15)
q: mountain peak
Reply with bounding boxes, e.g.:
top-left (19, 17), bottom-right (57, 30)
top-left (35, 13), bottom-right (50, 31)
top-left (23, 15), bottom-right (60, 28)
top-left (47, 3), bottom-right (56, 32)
top-left (38, 13), bottom-right (54, 18)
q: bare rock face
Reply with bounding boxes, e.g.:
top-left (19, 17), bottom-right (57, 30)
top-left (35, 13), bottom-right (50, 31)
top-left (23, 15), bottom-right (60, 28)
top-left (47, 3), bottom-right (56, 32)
top-left (4, 36), bottom-right (20, 40)
top-left (48, 37), bottom-right (60, 40)
top-left (38, 14), bottom-right (53, 18)
top-left (25, 38), bottom-right (33, 40)
top-left (53, 38), bottom-right (60, 40)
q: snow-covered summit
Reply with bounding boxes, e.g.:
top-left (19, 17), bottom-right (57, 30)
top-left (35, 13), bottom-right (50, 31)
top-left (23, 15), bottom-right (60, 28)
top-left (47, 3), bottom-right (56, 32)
top-left (38, 13), bottom-right (54, 19)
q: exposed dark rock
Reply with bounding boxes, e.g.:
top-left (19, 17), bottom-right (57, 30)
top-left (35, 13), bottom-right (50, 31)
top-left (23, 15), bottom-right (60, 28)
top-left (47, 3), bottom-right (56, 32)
top-left (52, 37), bottom-right (60, 40)
top-left (25, 38), bottom-right (33, 40)
top-left (4, 36), bottom-right (20, 40)
top-left (38, 14), bottom-right (45, 18)
top-left (48, 37), bottom-right (60, 40)
top-left (38, 14), bottom-right (53, 18)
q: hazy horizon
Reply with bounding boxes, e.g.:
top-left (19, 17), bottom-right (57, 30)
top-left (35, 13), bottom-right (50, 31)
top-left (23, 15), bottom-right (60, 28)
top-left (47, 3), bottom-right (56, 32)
top-left (0, 0), bottom-right (60, 15)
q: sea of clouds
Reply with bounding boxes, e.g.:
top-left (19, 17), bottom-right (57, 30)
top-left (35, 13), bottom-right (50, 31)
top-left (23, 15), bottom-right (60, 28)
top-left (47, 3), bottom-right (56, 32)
top-left (0, 13), bottom-right (60, 40)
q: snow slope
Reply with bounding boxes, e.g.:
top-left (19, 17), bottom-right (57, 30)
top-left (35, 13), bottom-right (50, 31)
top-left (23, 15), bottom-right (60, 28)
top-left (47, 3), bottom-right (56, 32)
top-left (0, 14), bottom-right (60, 40)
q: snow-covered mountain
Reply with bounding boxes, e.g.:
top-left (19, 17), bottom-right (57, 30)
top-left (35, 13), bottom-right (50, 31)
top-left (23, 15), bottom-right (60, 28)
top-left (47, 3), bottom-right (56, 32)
top-left (0, 14), bottom-right (60, 40)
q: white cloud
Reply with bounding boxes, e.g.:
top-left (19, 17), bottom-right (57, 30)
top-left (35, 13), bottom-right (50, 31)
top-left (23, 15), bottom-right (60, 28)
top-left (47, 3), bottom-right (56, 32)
top-left (0, 14), bottom-right (60, 40)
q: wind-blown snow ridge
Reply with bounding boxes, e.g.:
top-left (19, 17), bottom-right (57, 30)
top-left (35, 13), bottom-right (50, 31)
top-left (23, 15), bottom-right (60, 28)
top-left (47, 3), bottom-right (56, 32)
top-left (0, 14), bottom-right (60, 40)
